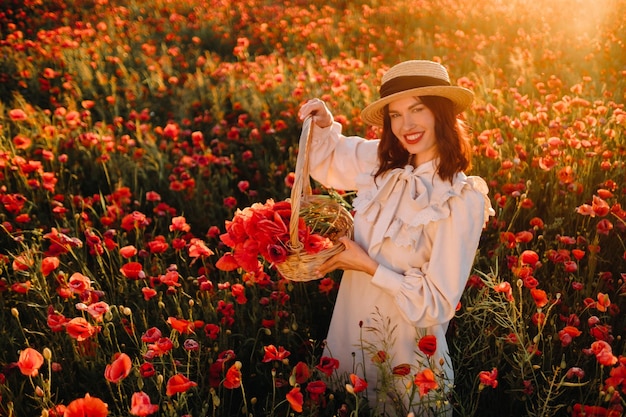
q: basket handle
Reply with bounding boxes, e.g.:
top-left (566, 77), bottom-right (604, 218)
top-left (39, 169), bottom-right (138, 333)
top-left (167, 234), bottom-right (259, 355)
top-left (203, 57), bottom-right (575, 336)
top-left (288, 116), bottom-right (315, 250)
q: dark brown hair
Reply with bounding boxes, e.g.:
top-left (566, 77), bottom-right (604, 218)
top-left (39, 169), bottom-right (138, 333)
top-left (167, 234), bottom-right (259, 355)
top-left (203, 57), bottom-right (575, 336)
top-left (373, 95), bottom-right (472, 183)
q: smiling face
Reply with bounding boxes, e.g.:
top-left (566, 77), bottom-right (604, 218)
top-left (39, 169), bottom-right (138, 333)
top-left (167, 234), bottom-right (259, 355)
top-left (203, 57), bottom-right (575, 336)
top-left (388, 96), bottom-right (438, 167)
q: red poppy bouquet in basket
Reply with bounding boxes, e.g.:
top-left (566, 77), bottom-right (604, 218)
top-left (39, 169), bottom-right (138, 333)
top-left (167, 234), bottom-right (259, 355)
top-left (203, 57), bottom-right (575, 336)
top-left (216, 118), bottom-right (353, 282)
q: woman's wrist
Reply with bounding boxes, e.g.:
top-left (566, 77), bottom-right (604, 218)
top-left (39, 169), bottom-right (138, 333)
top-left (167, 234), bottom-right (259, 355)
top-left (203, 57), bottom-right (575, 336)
top-left (365, 258), bottom-right (379, 276)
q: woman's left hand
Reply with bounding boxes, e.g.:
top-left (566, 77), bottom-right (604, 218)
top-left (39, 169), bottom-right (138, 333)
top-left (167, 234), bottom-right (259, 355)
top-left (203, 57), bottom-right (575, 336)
top-left (315, 237), bottom-right (379, 278)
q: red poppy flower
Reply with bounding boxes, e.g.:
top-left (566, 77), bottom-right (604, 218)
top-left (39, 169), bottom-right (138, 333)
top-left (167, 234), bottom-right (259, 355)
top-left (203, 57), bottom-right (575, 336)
top-left (558, 326), bottom-right (582, 347)
top-left (392, 363), bottom-right (412, 377)
top-left (68, 272), bottom-right (92, 294)
top-left (64, 394), bottom-right (108, 417)
top-left (183, 339), bottom-right (199, 351)
top-left (253, 214), bottom-right (289, 244)
top-left (215, 253), bottom-right (239, 271)
top-left (515, 231), bottom-right (534, 243)
top-left (139, 362), bottom-right (155, 378)
top-left (292, 361), bottom-right (310, 384)
top-left (11, 280), bottom-right (31, 294)
top-left (119, 245), bottom-right (138, 259)
top-left (522, 275), bottom-right (539, 289)
top-left (529, 217), bottom-right (544, 229)
top-left (499, 231), bottom-right (517, 249)
top-left (204, 323), bottom-right (220, 340)
top-left (223, 196), bottom-right (237, 209)
top-left (466, 274), bottom-right (485, 289)
top-left (188, 238), bottom-right (213, 258)
top-left (591, 195), bottom-right (610, 217)
top-left (572, 404), bottom-right (618, 417)
top-left (66, 317), bottom-right (100, 341)
top-left (349, 374), bottom-right (368, 393)
top-left (147, 236), bottom-right (169, 254)
top-left (371, 350), bottom-right (387, 363)
top-left (284, 172), bottom-right (296, 188)
top-left (2, 194), bottom-right (27, 215)
top-left (563, 260), bottom-right (578, 273)
top-left (13, 134), bottom-right (32, 150)
top-left (15, 213), bottom-right (31, 223)
top-left (82, 301), bottom-right (110, 322)
top-left (223, 362), bottom-right (242, 389)
top-left (597, 292), bottom-right (611, 312)
top-left (170, 216), bottom-right (191, 232)
top-left (47, 307), bottom-right (68, 332)
top-left (146, 338), bottom-right (174, 358)
top-left (306, 380), bottom-right (327, 402)
top-left (104, 353), bottom-right (132, 384)
top-left (519, 250), bottom-right (539, 267)
top-left (530, 288), bottom-right (549, 308)
top-left (17, 347), bottom-right (44, 377)
top-left (120, 211), bottom-right (151, 231)
top-left (231, 283), bottom-right (247, 304)
top-left (597, 219), bottom-right (613, 235)
top-left (494, 281), bottom-right (513, 301)
top-left (586, 341), bottom-right (618, 366)
top-left (262, 319), bottom-right (275, 328)
top-left (318, 277), bottom-right (335, 295)
top-left (316, 356), bottom-right (339, 377)
top-left (130, 391), bottom-right (160, 416)
top-left (414, 369), bottom-right (438, 397)
top-left (479, 367), bottom-right (499, 389)
top-left (286, 387), bottom-right (303, 412)
top-left (303, 234), bottom-right (333, 255)
top-left (262, 345), bottom-right (290, 363)
top-left (265, 243), bottom-right (288, 264)
top-left (46, 404), bottom-right (67, 417)
top-left (167, 317), bottom-right (195, 334)
top-left (233, 242), bottom-right (262, 272)
top-left (166, 373), bottom-right (197, 396)
top-left (418, 335), bottom-right (437, 357)
top-left (532, 312), bottom-right (546, 327)
top-left (159, 270), bottom-right (181, 287)
top-left (41, 256), bottom-right (60, 276)
top-left (141, 327), bottom-right (162, 343)
top-left (142, 287), bottom-right (157, 301)
top-left (9, 254), bottom-right (28, 272)
top-left (566, 367), bottom-right (585, 380)
top-left (9, 108), bottom-right (28, 121)
top-left (590, 323), bottom-right (613, 343)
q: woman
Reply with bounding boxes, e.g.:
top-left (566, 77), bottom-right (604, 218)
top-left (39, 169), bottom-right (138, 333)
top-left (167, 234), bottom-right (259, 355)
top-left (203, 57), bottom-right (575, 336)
top-left (298, 60), bottom-right (494, 416)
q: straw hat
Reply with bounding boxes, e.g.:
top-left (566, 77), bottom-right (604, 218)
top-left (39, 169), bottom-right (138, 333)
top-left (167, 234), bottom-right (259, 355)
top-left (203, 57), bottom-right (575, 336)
top-left (360, 60), bottom-right (474, 126)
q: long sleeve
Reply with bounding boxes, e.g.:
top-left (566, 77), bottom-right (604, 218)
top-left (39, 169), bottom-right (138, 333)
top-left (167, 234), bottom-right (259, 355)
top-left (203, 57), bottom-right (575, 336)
top-left (369, 185), bottom-right (487, 328)
top-left (307, 121), bottom-right (379, 191)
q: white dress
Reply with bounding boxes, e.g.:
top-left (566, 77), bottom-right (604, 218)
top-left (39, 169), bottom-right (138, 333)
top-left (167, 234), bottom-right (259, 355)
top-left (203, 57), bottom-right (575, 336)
top-left (307, 122), bottom-right (494, 416)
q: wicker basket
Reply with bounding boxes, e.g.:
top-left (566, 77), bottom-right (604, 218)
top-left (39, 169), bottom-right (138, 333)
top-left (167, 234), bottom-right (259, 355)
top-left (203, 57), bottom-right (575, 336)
top-left (275, 117), bottom-right (354, 282)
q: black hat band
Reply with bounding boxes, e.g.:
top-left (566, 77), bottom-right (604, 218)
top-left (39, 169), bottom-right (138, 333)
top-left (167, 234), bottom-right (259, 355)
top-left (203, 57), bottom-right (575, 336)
top-left (379, 75), bottom-right (450, 98)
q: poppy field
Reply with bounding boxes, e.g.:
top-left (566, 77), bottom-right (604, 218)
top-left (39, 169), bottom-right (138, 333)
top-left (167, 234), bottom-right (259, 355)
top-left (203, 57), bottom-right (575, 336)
top-left (1, 0), bottom-right (625, 416)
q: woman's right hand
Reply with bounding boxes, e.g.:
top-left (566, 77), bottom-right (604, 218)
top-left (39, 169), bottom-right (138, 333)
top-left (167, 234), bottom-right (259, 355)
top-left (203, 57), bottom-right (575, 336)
top-left (315, 237), bottom-right (379, 278)
top-left (298, 98), bottom-right (333, 128)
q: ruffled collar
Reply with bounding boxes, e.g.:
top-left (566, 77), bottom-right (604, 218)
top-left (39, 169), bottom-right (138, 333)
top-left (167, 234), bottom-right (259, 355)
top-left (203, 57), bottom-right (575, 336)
top-left (352, 160), bottom-right (492, 254)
